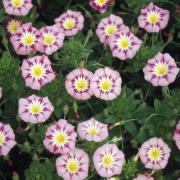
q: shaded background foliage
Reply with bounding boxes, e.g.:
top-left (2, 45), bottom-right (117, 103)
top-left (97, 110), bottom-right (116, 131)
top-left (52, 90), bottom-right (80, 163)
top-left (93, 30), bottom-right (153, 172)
top-left (0, 0), bottom-right (180, 179)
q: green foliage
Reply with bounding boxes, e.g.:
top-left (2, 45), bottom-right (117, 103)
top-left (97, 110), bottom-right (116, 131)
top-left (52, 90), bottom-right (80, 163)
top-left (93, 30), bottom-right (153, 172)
top-left (54, 35), bottom-right (92, 71)
top-left (25, 160), bottom-right (59, 180)
top-left (121, 159), bottom-right (138, 179)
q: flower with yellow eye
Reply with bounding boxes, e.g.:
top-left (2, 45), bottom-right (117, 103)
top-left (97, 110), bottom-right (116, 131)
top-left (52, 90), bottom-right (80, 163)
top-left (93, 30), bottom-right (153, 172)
top-left (56, 148), bottom-right (89, 180)
top-left (5, 18), bottom-right (22, 36)
top-left (65, 68), bottom-right (93, 100)
top-left (93, 144), bottom-right (125, 178)
top-left (55, 10), bottom-right (84, 36)
top-left (21, 55), bottom-right (56, 90)
top-left (2, 0), bottom-right (33, 16)
top-left (143, 53), bottom-right (179, 86)
top-left (77, 117), bottom-right (108, 142)
top-left (89, 0), bottom-right (112, 13)
top-left (109, 29), bottom-right (142, 60)
top-left (0, 122), bottom-right (16, 156)
top-left (36, 25), bottom-right (65, 55)
top-left (138, 137), bottom-right (171, 170)
top-left (91, 67), bottom-right (122, 101)
top-left (10, 23), bottom-right (40, 55)
top-left (18, 94), bottom-right (54, 124)
top-left (138, 3), bottom-right (169, 33)
top-left (96, 14), bottom-right (127, 44)
top-left (43, 119), bottom-right (77, 154)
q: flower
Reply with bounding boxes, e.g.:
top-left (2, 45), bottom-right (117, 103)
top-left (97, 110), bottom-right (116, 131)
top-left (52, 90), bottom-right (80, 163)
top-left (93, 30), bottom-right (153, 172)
top-left (93, 144), bottom-right (125, 178)
top-left (138, 3), bottom-right (169, 33)
top-left (21, 55), bottom-right (56, 90)
top-left (96, 14), bottom-right (127, 44)
top-left (109, 29), bottom-right (142, 60)
top-left (138, 137), bottom-right (171, 170)
top-left (0, 87), bottom-right (2, 99)
top-left (18, 94), bottom-right (54, 124)
top-left (143, 53), bottom-right (179, 86)
top-left (65, 68), bottom-right (93, 100)
top-left (133, 173), bottom-right (154, 180)
top-left (5, 18), bottom-right (22, 36)
top-left (173, 121), bottom-right (180, 150)
top-left (36, 25), bottom-right (65, 55)
top-left (56, 148), bottom-right (89, 180)
top-left (90, 67), bottom-right (122, 101)
top-left (77, 117), bottom-right (108, 142)
top-left (10, 23), bottom-right (40, 55)
top-left (55, 10), bottom-right (84, 36)
top-left (2, 0), bottom-right (33, 16)
top-left (89, 0), bottom-right (112, 13)
top-left (43, 119), bottom-right (77, 154)
top-left (0, 122), bottom-right (16, 156)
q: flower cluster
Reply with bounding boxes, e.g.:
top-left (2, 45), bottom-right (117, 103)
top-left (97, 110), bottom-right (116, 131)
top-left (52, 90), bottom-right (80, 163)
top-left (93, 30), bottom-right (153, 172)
top-left (96, 14), bottom-right (142, 61)
top-left (65, 67), bottom-right (122, 101)
top-left (1, 0), bottom-right (179, 179)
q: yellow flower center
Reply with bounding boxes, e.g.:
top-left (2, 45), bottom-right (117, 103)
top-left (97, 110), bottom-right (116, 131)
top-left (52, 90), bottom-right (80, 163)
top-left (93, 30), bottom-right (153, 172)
top-left (11, 0), bottom-right (24, 8)
top-left (105, 25), bottom-right (117, 36)
top-left (99, 79), bottom-right (112, 93)
top-left (74, 77), bottom-right (88, 92)
top-left (54, 131), bottom-right (68, 146)
top-left (63, 18), bottom-right (75, 30)
top-left (66, 159), bottom-right (79, 173)
top-left (147, 12), bottom-right (159, 24)
top-left (44, 34), bottom-right (55, 46)
top-left (102, 155), bottom-right (114, 168)
top-left (31, 65), bottom-right (45, 79)
top-left (29, 102), bottom-right (43, 115)
top-left (154, 64), bottom-right (168, 77)
top-left (87, 127), bottom-right (99, 136)
top-left (95, 0), bottom-right (108, 6)
top-left (22, 33), bottom-right (36, 46)
top-left (7, 21), bottom-right (21, 34)
top-left (0, 132), bottom-right (5, 145)
top-left (118, 37), bottom-right (130, 49)
top-left (147, 147), bottom-right (162, 161)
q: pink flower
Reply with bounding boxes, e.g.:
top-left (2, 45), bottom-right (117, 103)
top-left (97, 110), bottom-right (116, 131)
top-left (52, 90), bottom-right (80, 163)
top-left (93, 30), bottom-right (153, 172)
top-left (56, 148), bottom-right (89, 180)
top-left (36, 25), bottom-right (65, 55)
top-left (43, 119), bottom-right (77, 155)
top-left (138, 3), bottom-right (169, 33)
top-left (90, 67), bottom-right (122, 101)
top-left (133, 173), bottom-right (154, 180)
top-left (5, 18), bottom-right (22, 36)
top-left (0, 87), bottom-right (2, 99)
top-left (89, 0), bottom-right (112, 13)
top-left (173, 121), bottom-right (180, 150)
top-left (143, 53), bottom-right (179, 86)
top-left (96, 14), bottom-right (127, 44)
top-left (10, 23), bottom-right (40, 55)
top-left (0, 122), bottom-right (16, 156)
top-left (55, 10), bottom-right (84, 36)
top-left (21, 55), bottom-right (56, 90)
top-left (138, 137), bottom-right (171, 170)
top-left (77, 117), bottom-right (108, 142)
top-left (2, 0), bottom-right (33, 16)
top-left (65, 68), bottom-right (93, 100)
top-left (93, 144), bottom-right (125, 178)
top-left (109, 29), bottom-right (142, 60)
top-left (18, 94), bottom-right (54, 124)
